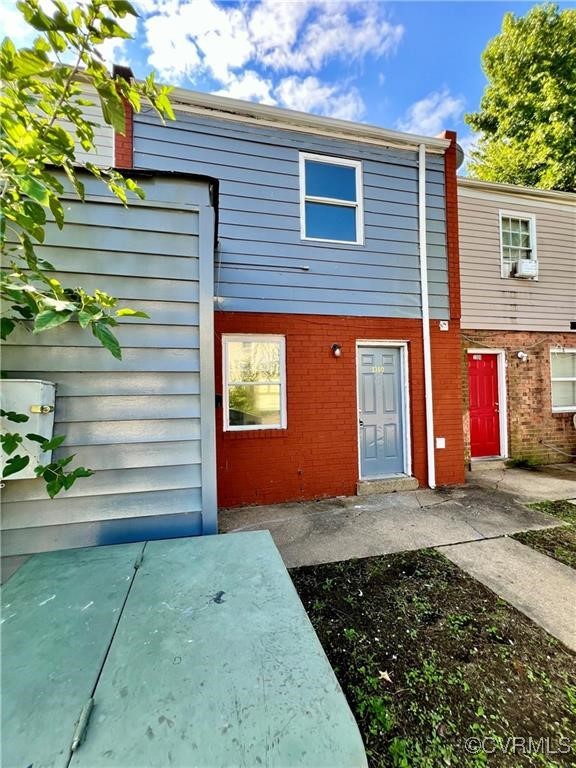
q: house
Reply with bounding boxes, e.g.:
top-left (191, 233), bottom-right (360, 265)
top-left (458, 177), bottom-right (576, 465)
top-left (1, 84), bottom-right (466, 561)
top-left (127, 88), bottom-right (466, 508)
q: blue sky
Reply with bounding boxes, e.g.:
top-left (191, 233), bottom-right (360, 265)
top-left (3, 0), bottom-right (572, 155)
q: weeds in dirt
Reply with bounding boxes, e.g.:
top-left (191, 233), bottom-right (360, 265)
top-left (290, 549), bottom-right (576, 767)
top-left (514, 500), bottom-right (576, 569)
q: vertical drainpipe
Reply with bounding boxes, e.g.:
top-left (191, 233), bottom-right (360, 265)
top-left (418, 144), bottom-right (436, 489)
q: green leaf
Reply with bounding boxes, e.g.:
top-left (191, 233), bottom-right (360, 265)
top-left (98, 90), bottom-right (126, 133)
top-left (20, 175), bottom-right (51, 206)
top-left (33, 309), bottom-right (73, 332)
top-left (22, 199), bottom-right (47, 225)
top-left (92, 322), bottom-right (122, 359)
top-left (108, 0), bottom-right (138, 16)
top-left (0, 409), bottom-right (30, 423)
top-left (73, 467), bottom-right (94, 479)
top-left (41, 435), bottom-right (66, 451)
top-left (13, 48), bottom-right (51, 77)
top-left (2, 454), bottom-right (30, 478)
top-left (0, 318), bottom-right (16, 339)
top-left (25, 433), bottom-right (48, 444)
top-left (77, 310), bottom-right (93, 328)
top-left (1, 433), bottom-right (23, 456)
top-left (49, 196), bottom-right (65, 228)
top-left (115, 308), bottom-right (149, 318)
top-left (46, 479), bottom-right (61, 498)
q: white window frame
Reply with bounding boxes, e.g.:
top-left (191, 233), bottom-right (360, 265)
top-left (498, 210), bottom-right (537, 279)
top-left (299, 152), bottom-right (364, 245)
top-left (551, 348), bottom-right (576, 413)
top-left (223, 334), bottom-right (287, 431)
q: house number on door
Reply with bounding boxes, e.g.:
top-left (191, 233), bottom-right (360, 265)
top-left (371, 366), bottom-right (386, 373)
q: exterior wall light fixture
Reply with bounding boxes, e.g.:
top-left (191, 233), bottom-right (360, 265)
top-left (331, 343), bottom-right (342, 357)
top-left (517, 351), bottom-right (528, 362)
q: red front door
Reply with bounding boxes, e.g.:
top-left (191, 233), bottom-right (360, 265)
top-left (468, 353), bottom-right (501, 458)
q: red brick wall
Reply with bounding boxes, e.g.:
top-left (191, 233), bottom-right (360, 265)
top-left (114, 97), bottom-right (133, 169)
top-left (462, 330), bottom-right (576, 463)
top-left (215, 313), bottom-right (465, 507)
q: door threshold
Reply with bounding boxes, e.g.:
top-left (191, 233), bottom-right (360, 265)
top-left (469, 458), bottom-right (507, 472)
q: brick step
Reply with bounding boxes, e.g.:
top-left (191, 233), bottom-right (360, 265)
top-left (357, 476), bottom-right (419, 495)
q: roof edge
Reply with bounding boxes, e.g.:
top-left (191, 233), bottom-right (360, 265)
top-left (169, 87), bottom-right (451, 153)
top-left (458, 176), bottom-right (576, 205)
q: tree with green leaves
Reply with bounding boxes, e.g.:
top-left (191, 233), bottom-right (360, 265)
top-left (466, 3), bottom-right (576, 192)
top-left (1, 0), bottom-right (174, 495)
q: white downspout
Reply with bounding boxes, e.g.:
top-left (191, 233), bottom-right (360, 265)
top-left (418, 143), bottom-right (436, 489)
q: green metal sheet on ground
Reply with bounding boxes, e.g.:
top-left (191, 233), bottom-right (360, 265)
top-left (1, 542), bottom-right (143, 768)
top-left (70, 531), bottom-right (367, 768)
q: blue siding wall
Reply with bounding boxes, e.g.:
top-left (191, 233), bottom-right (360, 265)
top-left (134, 111), bottom-right (449, 319)
top-left (2, 175), bottom-right (217, 555)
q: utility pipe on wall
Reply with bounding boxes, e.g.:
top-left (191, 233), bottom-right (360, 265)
top-left (418, 143), bottom-right (436, 489)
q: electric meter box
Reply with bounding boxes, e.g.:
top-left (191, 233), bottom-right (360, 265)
top-left (1, 379), bottom-right (56, 480)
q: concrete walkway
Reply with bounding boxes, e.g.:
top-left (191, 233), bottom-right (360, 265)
top-left (221, 480), bottom-right (576, 650)
top-left (441, 537), bottom-right (576, 652)
top-left (469, 462), bottom-right (576, 503)
top-left (219, 483), bottom-right (561, 568)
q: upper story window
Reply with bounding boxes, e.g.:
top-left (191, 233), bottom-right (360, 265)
top-left (223, 335), bottom-right (287, 431)
top-left (499, 211), bottom-right (537, 278)
top-left (551, 349), bottom-right (576, 412)
top-left (299, 153), bottom-right (363, 244)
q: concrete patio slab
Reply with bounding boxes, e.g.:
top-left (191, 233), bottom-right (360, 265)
top-left (219, 484), bottom-right (562, 568)
top-left (440, 537), bottom-right (576, 652)
top-left (468, 463), bottom-right (576, 503)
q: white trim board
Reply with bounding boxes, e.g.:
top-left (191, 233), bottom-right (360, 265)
top-left (298, 152), bottom-right (364, 246)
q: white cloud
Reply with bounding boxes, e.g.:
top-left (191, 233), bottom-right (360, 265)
top-left (140, 0), bottom-right (404, 104)
top-left (396, 88), bottom-right (465, 137)
top-left (274, 76), bottom-right (365, 121)
top-left (215, 70), bottom-right (275, 105)
top-left (253, 1), bottom-right (403, 73)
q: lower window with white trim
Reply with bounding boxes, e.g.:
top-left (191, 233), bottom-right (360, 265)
top-left (551, 349), bottom-right (576, 412)
top-left (223, 335), bottom-right (287, 430)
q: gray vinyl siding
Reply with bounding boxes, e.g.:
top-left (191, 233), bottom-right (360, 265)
top-left (134, 111), bottom-right (449, 319)
top-left (60, 86), bottom-right (114, 167)
top-left (1, 174), bottom-right (216, 556)
top-left (459, 182), bottom-right (576, 331)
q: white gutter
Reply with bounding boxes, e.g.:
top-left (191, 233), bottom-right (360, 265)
top-left (170, 87), bottom-right (451, 153)
top-left (418, 143), bottom-right (436, 489)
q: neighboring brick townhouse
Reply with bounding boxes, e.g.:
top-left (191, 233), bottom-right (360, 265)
top-left (458, 177), bottom-right (576, 465)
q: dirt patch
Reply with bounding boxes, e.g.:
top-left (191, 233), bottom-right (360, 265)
top-left (290, 549), bottom-right (576, 767)
top-left (514, 501), bottom-right (576, 569)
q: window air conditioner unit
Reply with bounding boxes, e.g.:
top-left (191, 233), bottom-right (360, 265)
top-left (513, 259), bottom-right (538, 279)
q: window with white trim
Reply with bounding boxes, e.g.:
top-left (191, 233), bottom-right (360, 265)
top-left (223, 335), bottom-right (287, 430)
top-left (300, 153), bottom-right (363, 244)
top-left (551, 349), bottom-right (576, 412)
top-left (499, 212), bottom-right (536, 277)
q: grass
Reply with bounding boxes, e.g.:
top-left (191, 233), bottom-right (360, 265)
top-left (290, 549), bottom-right (576, 767)
top-left (513, 500), bottom-right (576, 569)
